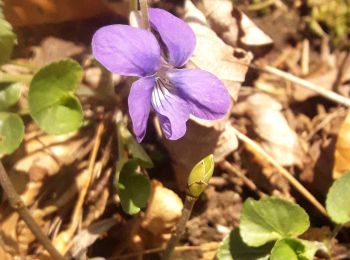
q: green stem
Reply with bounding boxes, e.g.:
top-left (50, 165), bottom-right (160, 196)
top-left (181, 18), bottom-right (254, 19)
top-left (130, 0), bottom-right (138, 12)
top-left (139, 0), bottom-right (150, 30)
top-left (0, 73), bottom-right (32, 83)
top-left (0, 161), bottom-right (65, 259)
top-left (162, 195), bottom-right (197, 260)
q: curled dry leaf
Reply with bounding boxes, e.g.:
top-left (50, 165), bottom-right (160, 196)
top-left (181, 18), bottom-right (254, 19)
top-left (193, 0), bottom-right (272, 49)
top-left (141, 180), bottom-right (183, 245)
top-left (239, 93), bottom-right (304, 166)
top-left (239, 12), bottom-right (273, 48)
top-left (71, 218), bottom-right (116, 259)
top-left (333, 110), bottom-right (350, 179)
top-left (184, 0), bottom-right (252, 100)
top-left (157, 0), bottom-right (250, 188)
top-left (193, 0), bottom-right (239, 46)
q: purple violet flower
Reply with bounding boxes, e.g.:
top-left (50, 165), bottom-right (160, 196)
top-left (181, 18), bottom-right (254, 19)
top-left (92, 8), bottom-right (230, 142)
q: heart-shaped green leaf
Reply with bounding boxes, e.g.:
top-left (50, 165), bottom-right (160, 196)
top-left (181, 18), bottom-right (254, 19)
top-left (0, 6), bottom-right (16, 65)
top-left (0, 112), bottom-right (24, 154)
top-left (117, 159), bottom-right (151, 215)
top-left (0, 82), bottom-right (21, 110)
top-left (216, 229), bottom-right (272, 260)
top-left (29, 59), bottom-right (83, 134)
top-left (326, 172), bottom-right (350, 224)
top-left (270, 239), bottom-right (318, 260)
top-left (240, 197), bottom-right (310, 247)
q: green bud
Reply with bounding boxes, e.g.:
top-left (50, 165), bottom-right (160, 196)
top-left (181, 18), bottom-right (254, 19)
top-left (187, 154), bottom-right (214, 198)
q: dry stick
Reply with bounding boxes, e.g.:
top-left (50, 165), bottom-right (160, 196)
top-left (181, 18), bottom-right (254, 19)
top-left (0, 161), bottom-right (65, 260)
top-left (59, 122), bottom-right (105, 254)
top-left (139, 0), bottom-right (150, 30)
top-left (219, 160), bottom-right (266, 197)
top-left (162, 195), bottom-right (197, 260)
top-left (112, 243), bottom-right (220, 259)
top-left (231, 127), bottom-right (328, 217)
top-left (254, 65), bottom-right (350, 107)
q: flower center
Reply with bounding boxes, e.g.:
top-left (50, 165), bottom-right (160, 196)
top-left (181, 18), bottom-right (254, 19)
top-left (152, 64), bottom-right (175, 110)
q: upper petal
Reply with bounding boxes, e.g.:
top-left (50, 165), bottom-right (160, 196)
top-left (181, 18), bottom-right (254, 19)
top-left (151, 84), bottom-right (190, 140)
top-left (167, 69), bottom-right (231, 120)
top-left (128, 77), bottom-right (155, 142)
top-left (149, 8), bottom-right (196, 67)
top-left (92, 25), bottom-right (160, 77)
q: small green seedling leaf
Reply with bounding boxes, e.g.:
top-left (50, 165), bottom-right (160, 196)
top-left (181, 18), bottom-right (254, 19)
top-left (117, 159), bottom-right (151, 215)
top-left (216, 229), bottom-right (272, 260)
top-left (270, 239), bottom-right (318, 260)
top-left (0, 2), bottom-right (16, 64)
top-left (29, 59), bottom-right (83, 134)
top-left (240, 197), bottom-right (310, 247)
top-left (0, 82), bottom-right (21, 110)
top-left (326, 172), bottom-right (350, 224)
top-left (117, 122), bottom-right (153, 168)
top-left (187, 154), bottom-right (214, 198)
top-left (0, 112), bottom-right (24, 154)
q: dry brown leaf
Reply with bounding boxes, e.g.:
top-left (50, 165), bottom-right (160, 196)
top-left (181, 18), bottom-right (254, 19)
top-left (4, 0), bottom-right (117, 26)
top-left (141, 180), bottom-right (182, 244)
top-left (193, 0), bottom-right (272, 49)
top-left (193, 0), bottom-right (239, 47)
top-left (239, 93), bottom-right (304, 166)
top-left (0, 210), bottom-right (20, 257)
top-left (12, 128), bottom-right (90, 177)
top-left (71, 218), bottom-right (116, 259)
top-left (185, 0), bottom-right (252, 100)
top-left (30, 37), bottom-right (85, 67)
top-left (239, 12), bottom-right (273, 48)
top-left (333, 110), bottom-right (350, 178)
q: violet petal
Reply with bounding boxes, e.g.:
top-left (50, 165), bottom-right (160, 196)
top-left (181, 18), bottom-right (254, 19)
top-left (92, 25), bottom-right (160, 77)
top-left (149, 8), bottom-right (196, 67)
top-left (128, 76), bottom-right (155, 142)
top-left (151, 84), bottom-right (190, 140)
top-left (167, 69), bottom-right (231, 120)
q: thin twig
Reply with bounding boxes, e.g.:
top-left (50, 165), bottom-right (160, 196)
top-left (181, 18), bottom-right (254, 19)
top-left (55, 122), bottom-right (105, 255)
top-left (231, 127), bottom-right (328, 217)
top-left (254, 64), bottom-right (350, 107)
top-left (219, 160), bottom-right (266, 197)
top-left (162, 195), bottom-right (197, 260)
top-left (110, 243), bottom-right (220, 259)
top-left (0, 161), bottom-right (65, 260)
top-left (139, 0), bottom-right (150, 30)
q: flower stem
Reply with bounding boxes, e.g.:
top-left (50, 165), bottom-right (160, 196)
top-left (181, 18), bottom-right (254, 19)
top-left (162, 195), bottom-right (197, 260)
top-left (139, 0), bottom-right (150, 30)
top-left (0, 72), bottom-right (32, 83)
top-left (0, 161), bottom-right (65, 260)
top-left (130, 0), bottom-right (138, 12)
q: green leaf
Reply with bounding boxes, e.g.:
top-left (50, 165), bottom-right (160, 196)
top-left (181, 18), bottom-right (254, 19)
top-left (0, 112), bottom-right (24, 154)
top-left (117, 122), bottom-right (153, 168)
top-left (326, 172), bottom-right (350, 224)
top-left (29, 59), bottom-right (83, 134)
top-left (187, 154), bottom-right (214, 198)
top-left (216, 229), bottom-right (272, 260)
top-left (117, 159), bottom-right (151, 215)
top-left (240, 197), bottom-right (310, 247)
top-left (0, 82), bottom-right (21, 110)
top-left (0, 2), bottom-right (16, 64)
top-left (270, 239), bottom-right (318, 260)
